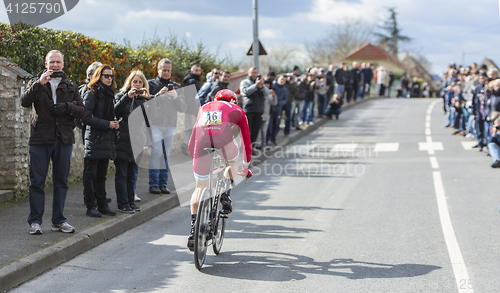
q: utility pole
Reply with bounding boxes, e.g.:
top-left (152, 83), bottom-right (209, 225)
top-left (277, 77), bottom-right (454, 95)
top-left (252, 0), bottom-right (259, 69)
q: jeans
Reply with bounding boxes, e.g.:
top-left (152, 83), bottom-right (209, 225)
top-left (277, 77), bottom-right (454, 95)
top-left (149, 125), bottom-right (175, 187)
top-left (475, 118), bottom-right (485, 147)
top-left (291, 100), bottom-right (304, 126)
top-left (335, 84), bottom-right (345, 98)
top-left (182, 113), bottom-right (197, 148)
top-left (301, 100), bottom-right (314, 123)
top-left (282, 104), bottom-right (292, 135)
top-left (28, 137), bottom-right (73, 225)
top-left (133, 164), bottom-right (139, 192)
top-left (325, 108), bottom-right (342, 119)
top-left (267, 105), bottom-right (283, 143)
top-left (488, 142), bottom-right (500, 162)
top-left (317, 93), bottom-right (328, 116)
top-left (485, 121), bottom-right (493, 144)
top-left (83, 158), bottom-right (110, 209)
top-left (115, 160), bottom-right (136, 208)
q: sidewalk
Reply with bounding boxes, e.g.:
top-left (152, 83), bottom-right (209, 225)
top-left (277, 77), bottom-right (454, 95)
top-left (0, 96), bottom-right (375, 292)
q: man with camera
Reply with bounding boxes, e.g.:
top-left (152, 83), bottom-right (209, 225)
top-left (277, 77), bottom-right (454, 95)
top-left (21, 50), bottom-right (86, 235)
top-left (240, 67), bottom-right (270, 145)
top-left (147, 58), bottom-right (187, 194)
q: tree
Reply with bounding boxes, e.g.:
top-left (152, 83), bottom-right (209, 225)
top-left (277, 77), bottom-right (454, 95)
top-left (306, 19), bottom-right (374, 66)
top-left (375, 7), bottom-right (412, 57)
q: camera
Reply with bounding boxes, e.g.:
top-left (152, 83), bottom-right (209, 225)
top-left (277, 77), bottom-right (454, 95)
top-left (50, 71), bottom-right (63, 78)
top-left (257, 74), bottom-right (262, 79)
top-left (135, 89), bottom-right (144, 95)
top-left (167, 84), bottom-right (174, 91)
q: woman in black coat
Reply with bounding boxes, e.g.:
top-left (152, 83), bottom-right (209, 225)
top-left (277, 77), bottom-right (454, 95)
top-left (114, 70), bottom-right (151, 213)
top-left (82, 64), bottom-right (119, 217)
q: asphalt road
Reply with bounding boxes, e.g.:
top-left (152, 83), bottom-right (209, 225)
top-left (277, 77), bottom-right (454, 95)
top-left (10, 98), bottom-right (500, 293)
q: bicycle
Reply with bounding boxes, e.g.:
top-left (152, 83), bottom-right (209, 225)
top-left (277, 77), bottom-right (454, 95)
top-left (193, 147), bottom-right (234, 270)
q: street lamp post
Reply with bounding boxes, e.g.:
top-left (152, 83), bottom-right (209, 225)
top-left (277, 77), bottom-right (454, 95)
top-left (253, 0), bottom-right (259, 69)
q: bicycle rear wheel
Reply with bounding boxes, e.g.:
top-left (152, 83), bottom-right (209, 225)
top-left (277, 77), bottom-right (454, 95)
top-left (212, 194), bottom-right (227, 255)
top-left (194, 188), bottom-right (211, 270)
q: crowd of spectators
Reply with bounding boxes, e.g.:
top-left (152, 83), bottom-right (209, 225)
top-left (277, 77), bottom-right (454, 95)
top-left (440, 62), bottom-right (500, 168)
top-left (21, 50), bottom-right (394, 234)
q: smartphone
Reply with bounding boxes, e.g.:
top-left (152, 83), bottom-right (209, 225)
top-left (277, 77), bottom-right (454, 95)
top-left (50, 71), bottom-right (63, 78)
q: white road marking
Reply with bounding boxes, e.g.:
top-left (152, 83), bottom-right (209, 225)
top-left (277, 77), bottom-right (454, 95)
top-left (461, 141), bottom-right (477, 150)
top-left (425, 128), bottom-right (431, 136)
top-left (429, 156), bottom-right (439, 169)
top-left (433, 171), bottom-right (473, 293)
top-left (332, 143), bottom-right (359, 152)
top-left (373, 143), bottom-right (399, 152)
top-left (426, 100), bottom-right (473, 292)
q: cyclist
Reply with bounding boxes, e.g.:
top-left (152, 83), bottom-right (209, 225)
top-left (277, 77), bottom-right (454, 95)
top-left (187, 89), bottom-right (253, 250)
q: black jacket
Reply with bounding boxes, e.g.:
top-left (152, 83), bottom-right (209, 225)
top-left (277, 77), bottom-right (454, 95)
top-left (147, 76), bottom-right (187, 127)
top-left (207, 79), bottom-right (229, 102)
top-left (82, 83), bottom-right (116, 160)
top-left (182, 73), bottom-right (201, 115)
top-left (20, 70), bottom-right (85, 145)
top-left (114, 90), bottom-right (149, 162)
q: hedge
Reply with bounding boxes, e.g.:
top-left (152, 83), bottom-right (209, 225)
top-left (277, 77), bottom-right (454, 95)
top-left (0, 22), bottom-right (235, 86)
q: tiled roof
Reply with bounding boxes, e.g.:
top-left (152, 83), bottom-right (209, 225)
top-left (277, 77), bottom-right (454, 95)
top-left (343, 43), bottom-right (407, 69)
top-left (0, 57), bottom-right (33, 79)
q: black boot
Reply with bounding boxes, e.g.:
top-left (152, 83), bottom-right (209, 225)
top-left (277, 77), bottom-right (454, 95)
top-left (187, 214), bottom-right (196, 251)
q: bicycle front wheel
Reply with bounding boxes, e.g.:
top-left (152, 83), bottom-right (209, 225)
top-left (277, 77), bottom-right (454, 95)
top-left (194, 188), bottom-right (211, 270)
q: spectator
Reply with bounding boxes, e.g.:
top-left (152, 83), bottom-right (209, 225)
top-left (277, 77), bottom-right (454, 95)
top-left (292, 74), bottom-right (307, 129)
top-left (207, 70), bottom-right (231, 102)
top-left (325, 94), bottom-right (343, 120)
top-left (82, 64), bottom-right (119, 218)
top-left (399, 74), bottom-right (410, 98)
top-left (147, 58), bottom-right (187, 195)
top-left (361, 62), bottom-right (373, 98)
top-left (77, 62), bottom-right (102, 141)
top-left (316, 68), bottom-right (329, 117)
top-left (240, 67), bottom-right (269, 145)
top-left (334, 62), bottom-right (346, 98)
top-left (387, 71), bottom-right (395, 97)
top-left (181, 64), bottom-right (202, 156)
top-left (258, 79), bottom-right (277, 149)
top-left (21, 50), bottom-right (85, 234)
top-left (113, 70), bottom-right (151, 214)
top-left (325, 64), bottom-right (335, 99)
top-left (301, 73), bottom-right (318, 125)
top-left (485, 79), bottom-right (500, 145)
top-left (341, 63), bottom-right (353, 103)
top-left (350, 62), bottom-right (362, 102)
top-left (488, 117), bottom-right (500, 168)
top-left (293, 65), bottom-right (301, 78)
top-left (471, 72), bottom-right (489, 150)
top-left (266, 70), bottom-right (276, 84)
top-left (267, 74), bottom-right (288, 146)
top-left (196, 67), bottom-right (221, 105)
top-left (377, 66), bottom-right (388, 96)
top-left (411, 77), bottom-right (421, 97)
top-left (284, 73), bottom-right (299, 135)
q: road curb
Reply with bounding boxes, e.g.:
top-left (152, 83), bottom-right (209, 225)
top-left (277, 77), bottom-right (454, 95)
top-left (0, 96), bottom-right (376, 292)
top-left (0, 193), bottom-right (179, 292)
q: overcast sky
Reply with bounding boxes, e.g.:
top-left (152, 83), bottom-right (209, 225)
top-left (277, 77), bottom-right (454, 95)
top-left (2, 0), bottom-right (500, 74)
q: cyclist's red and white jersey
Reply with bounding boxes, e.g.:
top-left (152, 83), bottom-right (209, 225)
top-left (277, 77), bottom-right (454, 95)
top-left (188, 101), bottom-right (252, 166)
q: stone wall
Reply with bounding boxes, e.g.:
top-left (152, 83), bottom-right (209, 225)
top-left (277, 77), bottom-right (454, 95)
top-left (0, 66), bottom-right (30, 193)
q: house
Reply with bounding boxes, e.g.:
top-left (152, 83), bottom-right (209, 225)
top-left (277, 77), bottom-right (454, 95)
top-left (342, 43), bottom-right (408, 75)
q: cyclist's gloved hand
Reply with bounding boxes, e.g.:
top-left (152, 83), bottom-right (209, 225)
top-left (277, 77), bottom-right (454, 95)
top-left (50, 103), bottom-right (68, 117)
top-left (242, 166), bottom-right (252, 178)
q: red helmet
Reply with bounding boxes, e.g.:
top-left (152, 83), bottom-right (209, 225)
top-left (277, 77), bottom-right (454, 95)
top-left (214, 89), bottom-right (238, 103)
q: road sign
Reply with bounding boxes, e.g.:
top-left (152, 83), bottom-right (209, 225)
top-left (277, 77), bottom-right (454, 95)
top-left (247, 40), bottom-right (267, 56)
